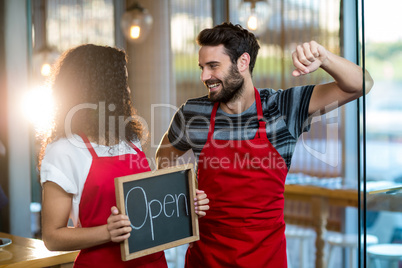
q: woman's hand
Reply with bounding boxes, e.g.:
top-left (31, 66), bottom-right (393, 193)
top-left (194, 189), bottom-right (209, 218)
top-left (107, 206), bottom-right (132, 243)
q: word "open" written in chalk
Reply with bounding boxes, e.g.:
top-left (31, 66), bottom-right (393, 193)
top-left (125, 186), bottom-right (189, 241)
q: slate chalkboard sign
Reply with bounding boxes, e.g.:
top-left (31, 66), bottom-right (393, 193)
top-left (115, 164), bottom-right (199, 261)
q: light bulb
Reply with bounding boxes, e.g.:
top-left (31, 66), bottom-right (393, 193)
top-left (32, 46), bottom-right (59, 80)
top-left (130, 26), bottom-right (141, 39)
top-left (247, 14), bottom-right (258, 31)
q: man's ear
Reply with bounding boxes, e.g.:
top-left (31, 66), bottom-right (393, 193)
top-left (237, 52), bottom-right (251, 73)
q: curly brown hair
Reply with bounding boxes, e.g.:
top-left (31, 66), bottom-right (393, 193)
top-left (38, 44), bottom-right (146, 169)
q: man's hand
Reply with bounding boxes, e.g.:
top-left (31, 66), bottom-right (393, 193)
top-left (194, 189), bottom-right (209, 218)
top-left (292, 41), bottom-right (328, 77)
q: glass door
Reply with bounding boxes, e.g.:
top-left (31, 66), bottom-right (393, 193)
top-left (363, 0), bottom-right (402, 267)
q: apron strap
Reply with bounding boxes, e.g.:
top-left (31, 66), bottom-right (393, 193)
top-left (207, 102), bottom-right (220, 141)
top-left (254, 88), bottom-right (263, 121)
top-left (254, 88), bottom-right (267, 138)
top-left (208, 89), bottom-right (267, 140)
top-left (79, 133), bottom-right (142, 157)
top-left (79, 133), bottom-right (98, 158)
top-left (127, 140), bottom-right (142, 154)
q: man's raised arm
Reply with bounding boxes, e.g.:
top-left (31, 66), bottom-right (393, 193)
top-left (291, 40), bottom-right (374, 115)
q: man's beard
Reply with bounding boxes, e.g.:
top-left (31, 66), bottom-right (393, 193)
top-left (207, 64), bottom-right (244, 103)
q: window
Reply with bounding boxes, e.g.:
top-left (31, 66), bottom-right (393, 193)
top-left (231, 0), bottom-right (342, 178)
top-left (46, 0), bottom-right (115, 52)
top-left (170, 0), bottom-right (213, 105)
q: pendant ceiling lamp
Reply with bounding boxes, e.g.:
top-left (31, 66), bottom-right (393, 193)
top-left (239, 0), bottom-right (271, 36)
top-left (32, 0), bottom-right (59, 80)
top-left (120, 2), bottom-right (153, 44)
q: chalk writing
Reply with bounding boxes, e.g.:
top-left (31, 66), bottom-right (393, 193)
top-left (125, 186), bottom-right (189, 241)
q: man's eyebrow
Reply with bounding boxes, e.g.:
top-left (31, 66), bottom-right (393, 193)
top-left (199, 61), bottom-right (220, 67)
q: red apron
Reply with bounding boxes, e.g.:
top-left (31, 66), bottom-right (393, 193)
top-left (74, 134), bottom-right (167, 268)
top-left (186, 88), bottom-right (288, 267)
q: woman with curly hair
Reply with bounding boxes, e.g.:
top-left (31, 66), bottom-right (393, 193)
top-left (39, 44), bottom-right (209, 267)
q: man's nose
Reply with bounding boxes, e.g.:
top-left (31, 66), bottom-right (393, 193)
top-left (200, 69), bottom-right (211, 82)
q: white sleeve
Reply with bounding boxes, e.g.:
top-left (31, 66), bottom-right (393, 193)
top-left (40, 138), bottom-right (92, 227)
top-left (40, 138), bottom-right (92, 188)
top-left (41, 161), bottom-right (78, 194)
top-left (41, 139), bottom-right (82, 193)
top-left (40, 136), bottom-right (140, 227)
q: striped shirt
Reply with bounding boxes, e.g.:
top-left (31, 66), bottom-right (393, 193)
top-left (167, 86), bottom-right (314, 170)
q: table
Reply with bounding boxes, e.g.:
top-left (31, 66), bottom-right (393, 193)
top-left (284, 184), bottom-right (358, 268)
top-left (0, 232), bottom-right (78, 268)
top-left (285, 182), bottom-right (402, 268)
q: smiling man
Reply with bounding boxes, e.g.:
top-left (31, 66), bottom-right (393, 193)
top-left (201, 44), bottom-right (245, 104)
top-left (156, 22), bottom-right (373, 267)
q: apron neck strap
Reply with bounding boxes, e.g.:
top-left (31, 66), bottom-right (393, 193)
top-left (79, 133), bottom-right (142, 157)
top-left (254, 88), bottom-right (264, 121)
top-left (254, 88), bottom-right (268, 138)
top-left (79, 133), bottom-right (98, 158)
top-left (207, 102), bottom-right (220, 141)
top-left (207, 88), bottom-right (265, 140)
top-left (127, 140), bottom-right (142, 154)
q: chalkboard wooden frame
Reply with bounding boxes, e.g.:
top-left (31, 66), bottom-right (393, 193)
top-left (115, 164), bottom-right (199, 261)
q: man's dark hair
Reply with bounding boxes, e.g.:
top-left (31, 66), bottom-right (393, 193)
top-left (196, 22), bottom-right (260, 74)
